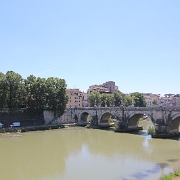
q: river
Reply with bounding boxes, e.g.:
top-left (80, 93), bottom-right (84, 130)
top-left (0, 120), bottom-right (180, 180)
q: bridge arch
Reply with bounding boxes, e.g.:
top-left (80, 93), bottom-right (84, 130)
top-left (78, 111), bottom-right (92, 123)
top-left (128, 112), bottom-right (153, 129)
top-left (99, 112), bottom-right (114, 126)
top-left (168, 113), bottom-right (180, 133)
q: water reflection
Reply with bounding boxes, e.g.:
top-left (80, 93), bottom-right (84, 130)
top-left (0, 123), bottom-right (180, 180)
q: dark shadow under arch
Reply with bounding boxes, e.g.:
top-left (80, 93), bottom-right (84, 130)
top-left (169, 116), bottom-right (180, 133)
top-left (79, 112), bottom-right (91, 123)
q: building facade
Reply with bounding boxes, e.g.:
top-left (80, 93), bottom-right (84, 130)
top-left (66, 89), bottom-right (83, 108)
top-left (82, 92), bottom-right (88, 107)
top-left (87, 81), bottom-right (119, 94)
top-left (143, 93), bottom-right (160, 106)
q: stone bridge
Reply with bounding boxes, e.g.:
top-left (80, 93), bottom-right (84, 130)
top-left (56, 106), bottom-right (180, 136)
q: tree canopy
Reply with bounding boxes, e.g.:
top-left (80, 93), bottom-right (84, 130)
top-left (0, 71), bottom-right (68, 117)
top-left (131, 92), bottom-right (146, 107)
top-left (88, 91), bottom-right (134, 107)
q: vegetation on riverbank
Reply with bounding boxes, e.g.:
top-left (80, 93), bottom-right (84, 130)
top-left (160, 169), bottom-right (180, 180)
top-left (87, 91), bottom-right (147, 107)
top-left (147, 125), bottom-right (156, 135)
top-left (0, 71), bottom-right (68, 118)
top-left (0, 124), bottom-right (67, 134)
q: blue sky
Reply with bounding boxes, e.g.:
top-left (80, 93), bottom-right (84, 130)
top-left (0, 0), bottom-right (180, 96)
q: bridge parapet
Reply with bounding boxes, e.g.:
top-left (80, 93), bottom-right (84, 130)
top-left (61, 106), bottom-right (180, 137)
top-left (67, 106), bottom-right (180, 112)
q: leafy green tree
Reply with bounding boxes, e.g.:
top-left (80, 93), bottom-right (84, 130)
top-left (25, 75), bottom-right (37, 112)
top-left (123, 96), bottom-right (133, 106)
top-left (88, 91), bottom-right (101, 107)
top-left (25, 76), bottom-right (47, 114)
top-left (5, 71), bottom-right (26, 109)
top-left (0, 72), bottom-right (7, 109)
top-left (113, 91), bottom-right (124, 106)
top-left (100, 93), bottom-right (115, 107)
top-left (46, 77), bottom-right (68, 118)
top-left (113, 91), bottom-right (132, 107)
top-left (152, 99), bottom-right (157, 106)
top-left (25, 75), bottom-right (68, 117)
top-left (131, 92), bottom-right (146, 107)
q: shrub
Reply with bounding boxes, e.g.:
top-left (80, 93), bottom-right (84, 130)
top-left (160, 169), bottom-right (180, 180)
top-left (147, 126), bottom-right (156, 135)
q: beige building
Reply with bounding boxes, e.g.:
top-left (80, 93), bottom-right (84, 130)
top-left (143, 93), bottom-right (160, 106)
top-left (66, 89), bottom-right (83, 108)
top-left (82, 92), bottom-right (88, 107)
top-left (87, 81), bottom-right (119, 94)
top-left (102, 81), bottom-right (118, 93)
top-left (159, 94), bottom-right (180, 106)
top-left (87, 85), bottom-right (110, 94)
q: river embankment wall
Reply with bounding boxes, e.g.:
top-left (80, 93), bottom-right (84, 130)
top-left (43, 110), bottom-right (75, 124)
top-left (0, 109), bottom-right (75, 127)
top-left (0, 109), bottom-right (44, 127)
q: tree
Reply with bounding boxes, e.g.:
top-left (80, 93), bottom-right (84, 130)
top-left (113, 91), bottom-right (124, 106)
top-left (113, 91), bottom-right (132, 107)
top-left (46, 77), bottom-right (68, 118)
top-left (5, 71), bottom-right (26, 109)
top-left (152, 99), bottom-right (157, 106)
top-left (131, 92), bottom-right (146, 107)
top-left (25, 75), bottom-right (68, 117)
top-left (88, 91), bottom-right (101, 107)
top-left (123, 96), bottom-right (133, 106)
top-left (25, 76), bottom-right (47, 114)
top-left (0, 72), bottom-right (7, 109)
top-left (100, 93), bottom-right (115, 107)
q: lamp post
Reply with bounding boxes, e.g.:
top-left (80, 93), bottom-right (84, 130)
top-left (94, 103), bottom-right (98, 126)
top-left (70, 105), bottom-right (72, 121)
top-left (121, 100), bottom-right (125, 122)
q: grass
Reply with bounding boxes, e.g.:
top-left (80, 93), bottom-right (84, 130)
top-left (0, 124), bottom-right (67, 134)
top-left (147, 126), bottom-right (156, 135)
top-left (160, 170), bottom-right (180, 180)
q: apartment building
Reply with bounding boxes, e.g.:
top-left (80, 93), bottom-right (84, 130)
top-left (82, 92), bottom-right (88, 107)
top-left (143, 93), bottom-right (160, 106)
top-left (159, 94), bottom-right (180, 106)
top-left (87, 81), bottom-right (119, 94)
top-left (66, 89), bottom-right (83, 108)
top-left (87, 85), bottom-right (110, 94)
top-left (102, 81), bottom-right (119, 93)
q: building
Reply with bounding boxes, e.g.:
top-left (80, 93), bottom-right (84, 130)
top-left (102, 81), bottom-right (117, 93)
top-left (66, 89), bottom-right (83, 108)
top-left (143, 93), bottom-right (160, 106)
top-left (159, 94), bottom-right (180, 106)
top-left (87, 81), bottom-right (119, 94)
top-left (87, 85), bottom-right (110, 94)
top-left (82, 92), bottom-right (88, 107)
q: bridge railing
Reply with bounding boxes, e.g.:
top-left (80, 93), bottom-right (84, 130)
top-left (66, 106), bottom-right (180, 111)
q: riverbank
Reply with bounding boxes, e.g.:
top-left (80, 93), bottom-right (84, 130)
top-left (0, 124), bottom-right (71, 134)
top-left (160, 170), bottom-right (180, 180)
top-left (0, 122), bottom-right (91, 135)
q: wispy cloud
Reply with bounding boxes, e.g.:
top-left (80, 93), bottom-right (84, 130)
top-left (35, 66), bottom-right (59, 76)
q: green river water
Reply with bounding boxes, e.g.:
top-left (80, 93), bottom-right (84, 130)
top-left (0, 121), bottom-right (180, 180)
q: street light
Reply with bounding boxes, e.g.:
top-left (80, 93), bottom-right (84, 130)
top-left (70, 105), bottom-right (72, 121)
top-left (121, 100), bottom-right (125, 122)
top-left (94, 103), bottom-right (98, 125)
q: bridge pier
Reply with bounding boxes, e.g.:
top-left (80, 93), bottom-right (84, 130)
top-left (58, 106), bottom-right (180, 138)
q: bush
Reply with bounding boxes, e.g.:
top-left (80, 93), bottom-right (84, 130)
top-left (85, 124), bottom-right (90, 128)
top-left (160, 169), bottom-right (180, 180)
top-left (147, 126), bottom-right (156, 135)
